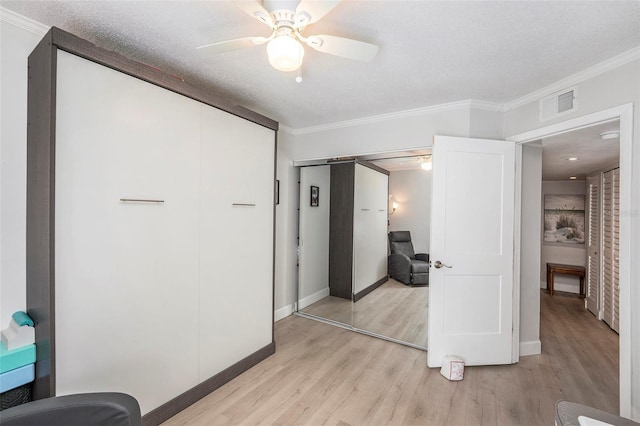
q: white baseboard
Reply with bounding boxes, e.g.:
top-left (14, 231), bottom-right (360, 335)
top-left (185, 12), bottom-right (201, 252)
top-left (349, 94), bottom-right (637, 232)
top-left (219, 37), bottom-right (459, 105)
top-left (520, 340), bottom-right (542, 356)
top-left (274, 288), bottom-right (331, 322)
top-left (298, 287), bottom-right (330, 310)
top-left (274, 304), bottom-right (295, 322)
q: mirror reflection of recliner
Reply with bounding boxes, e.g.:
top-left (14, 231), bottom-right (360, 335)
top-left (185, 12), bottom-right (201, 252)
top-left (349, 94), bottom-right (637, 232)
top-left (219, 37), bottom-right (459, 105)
top-left (388, 231), bottom-right (429, 286)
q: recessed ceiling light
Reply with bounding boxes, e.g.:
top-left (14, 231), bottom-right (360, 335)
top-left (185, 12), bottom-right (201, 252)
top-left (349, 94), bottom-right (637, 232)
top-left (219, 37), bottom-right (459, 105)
top-left (569, 176), bottom-right (577, 180)
top-left (568, 157), bottom-right (578, 161)
top-left (601, 131), bottom-right (620, 140)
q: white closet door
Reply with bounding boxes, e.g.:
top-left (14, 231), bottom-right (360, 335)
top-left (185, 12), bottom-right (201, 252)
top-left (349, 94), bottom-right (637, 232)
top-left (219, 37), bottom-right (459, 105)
top-left (353, 165), bottom-right (387, 295)
top-left (198, 105), bottom-right (274, 379)
top-left (602, 168), bottom-right (620, 332)
top-left (612, 168), bottom-right (620, 332)
top-left (585, 174), bottom-right (601, 316)
top-left (55, 51), bottom-right (201, 414)
top-left (612, 169), bottom-right (620, 332)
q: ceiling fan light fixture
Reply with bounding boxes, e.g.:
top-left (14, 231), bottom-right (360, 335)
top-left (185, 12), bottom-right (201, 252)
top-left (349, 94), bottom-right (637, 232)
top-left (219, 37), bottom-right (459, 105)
top-left (419, 156), bottom-right (432, 171)
top-left (267, 35), bottom-right (304, 72)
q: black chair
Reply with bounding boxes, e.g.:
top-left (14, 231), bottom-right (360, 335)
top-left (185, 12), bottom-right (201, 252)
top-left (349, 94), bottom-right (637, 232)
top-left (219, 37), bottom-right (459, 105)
top-left (0, 392), bottom-right (141, 426)
top-left (388, 231), bottom-right (429, 286)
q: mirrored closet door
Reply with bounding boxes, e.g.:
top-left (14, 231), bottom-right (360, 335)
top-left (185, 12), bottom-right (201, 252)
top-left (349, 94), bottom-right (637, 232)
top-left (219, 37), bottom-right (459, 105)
top-left (296, 151), bottom-right (432, 349)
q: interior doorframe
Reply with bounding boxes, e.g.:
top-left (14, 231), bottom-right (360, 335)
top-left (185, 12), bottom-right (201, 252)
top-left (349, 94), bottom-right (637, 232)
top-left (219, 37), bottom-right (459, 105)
top-left (507, 103), bottom-right (633, 417)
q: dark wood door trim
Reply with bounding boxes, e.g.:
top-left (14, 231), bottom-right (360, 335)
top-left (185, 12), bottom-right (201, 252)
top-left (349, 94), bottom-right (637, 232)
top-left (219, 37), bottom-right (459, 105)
top-left (26, 30), bottom-right (57, 400)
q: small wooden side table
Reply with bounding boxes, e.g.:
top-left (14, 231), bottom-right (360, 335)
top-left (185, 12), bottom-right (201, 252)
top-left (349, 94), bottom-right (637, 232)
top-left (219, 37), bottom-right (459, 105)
top-left (546, 263), bottom-right (586, 297)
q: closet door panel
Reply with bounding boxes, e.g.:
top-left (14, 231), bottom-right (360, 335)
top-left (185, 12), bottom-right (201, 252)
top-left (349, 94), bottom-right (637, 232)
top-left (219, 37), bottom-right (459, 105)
top-left (55, 52), bottom-right (201, 414)
top-left (198, 105), bottom-right (274, 379)
top-left (602, 168), bottom-right (620, 332)
top-left (586, 175), bottom-right (600, 316)
top-left (611, 168), bottom-right (620, 332)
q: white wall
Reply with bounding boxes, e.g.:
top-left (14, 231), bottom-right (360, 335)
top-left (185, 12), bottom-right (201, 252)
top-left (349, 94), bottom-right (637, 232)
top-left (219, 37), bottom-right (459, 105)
top-left (469, 107), bottom-right (504, 140)
top-left (388, 169), bottom-right (431, 254)
top-left (274, 144), bottom-right (299, 321)
top-left (277, 104), bottom-right (546, 360)
top-left (0, 16), bottom-right (47, 329)
top-left (287, 105), bottom-right (481, 161)
top-left (520, 144), bottom-right (543, 355)
top-left (273, 105), bottom-right (495, 318)
top-left (540, 180), bottom-right (588, 294)
top-left (297, 166), bottom-right (330, 308)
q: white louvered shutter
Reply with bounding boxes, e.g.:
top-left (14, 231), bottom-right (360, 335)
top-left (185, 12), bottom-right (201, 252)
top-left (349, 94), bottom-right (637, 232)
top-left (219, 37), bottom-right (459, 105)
top-left (585, 174), bottom-right (600, 317)
top-left (601, 168), bottom-right (620, 332)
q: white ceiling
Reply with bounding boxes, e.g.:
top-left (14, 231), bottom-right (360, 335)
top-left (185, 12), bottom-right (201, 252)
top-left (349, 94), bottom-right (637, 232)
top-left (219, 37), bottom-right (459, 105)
top-left (541, 120), bottom-right (620, 181)
top-left (2, 1), bottom-right (639, 129)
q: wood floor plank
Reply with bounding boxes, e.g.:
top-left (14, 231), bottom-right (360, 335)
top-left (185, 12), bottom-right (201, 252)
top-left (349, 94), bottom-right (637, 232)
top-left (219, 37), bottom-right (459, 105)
top-left (301, 279), bottom-right (429, 347)
top-left (163, 291), bottom-right (619, 426)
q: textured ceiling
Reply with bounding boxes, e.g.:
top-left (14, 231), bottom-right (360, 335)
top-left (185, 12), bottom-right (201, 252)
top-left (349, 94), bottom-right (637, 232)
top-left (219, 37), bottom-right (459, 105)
top-left (2, 1), bottom-right (639, 129)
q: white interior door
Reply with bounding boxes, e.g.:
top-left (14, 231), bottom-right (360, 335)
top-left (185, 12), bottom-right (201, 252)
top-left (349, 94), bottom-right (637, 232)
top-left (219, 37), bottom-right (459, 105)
top-left (586, 174), bottom-right (601, 316)
top-left (428, 135), bottom-right (516, 367)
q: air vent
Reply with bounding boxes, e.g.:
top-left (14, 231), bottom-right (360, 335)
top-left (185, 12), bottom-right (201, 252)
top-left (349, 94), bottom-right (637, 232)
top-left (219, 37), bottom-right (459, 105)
top-left (539, 87), bottom-right (577, 121)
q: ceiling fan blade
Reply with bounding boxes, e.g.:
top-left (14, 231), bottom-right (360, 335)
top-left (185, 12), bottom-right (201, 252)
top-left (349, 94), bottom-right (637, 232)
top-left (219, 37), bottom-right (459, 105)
top-left (305, 35), bottom-right (379, 61)
top-left (197, 37), bottom-right (269, 56)
top-left (295, 0), bottom-right (341, 25)
top-left (236, 0), bottom-right (275, 28)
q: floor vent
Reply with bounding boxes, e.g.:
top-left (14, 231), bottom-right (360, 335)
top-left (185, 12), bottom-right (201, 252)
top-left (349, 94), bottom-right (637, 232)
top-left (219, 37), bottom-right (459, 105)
top-left (539, 87), bottom-right (577, 122)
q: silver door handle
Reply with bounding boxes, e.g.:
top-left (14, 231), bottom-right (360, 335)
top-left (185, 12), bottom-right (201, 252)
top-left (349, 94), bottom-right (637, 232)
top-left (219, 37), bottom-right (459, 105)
top-left (434, 260), bottom-right (452, 269)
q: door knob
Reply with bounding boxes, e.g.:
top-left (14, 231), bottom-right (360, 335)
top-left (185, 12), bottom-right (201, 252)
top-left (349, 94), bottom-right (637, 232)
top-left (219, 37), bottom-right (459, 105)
top-left (434, 260), bottom-right (452, 269)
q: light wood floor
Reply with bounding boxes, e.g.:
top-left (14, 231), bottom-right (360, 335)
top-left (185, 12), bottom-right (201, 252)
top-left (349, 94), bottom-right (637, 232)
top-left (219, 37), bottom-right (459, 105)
top-left (163, 291), bottom-right (618, 426)
top-left (300, 279), bottom-right (429, 347)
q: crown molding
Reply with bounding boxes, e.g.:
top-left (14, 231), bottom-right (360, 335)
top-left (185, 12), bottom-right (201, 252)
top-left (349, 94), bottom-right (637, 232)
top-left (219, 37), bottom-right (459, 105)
top-left (282, 99), bottom-right (502, 135)
top-left (468, 100), bottom-right (503, 112)
top-left (0, 7), bottom-right (49, 36)
top-left (502, 46), bottom-right (640, 112)
top-left (282, 47), bottom-right (639, 134)
top-left (278, 124), bottom-right (295, 134)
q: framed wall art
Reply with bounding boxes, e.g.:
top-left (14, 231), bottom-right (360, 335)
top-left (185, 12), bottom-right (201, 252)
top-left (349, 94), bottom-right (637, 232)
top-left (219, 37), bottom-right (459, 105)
top-left (310, 186), bottom-right (319, 207)
top-left (543, 194), bottom-right (585, 245)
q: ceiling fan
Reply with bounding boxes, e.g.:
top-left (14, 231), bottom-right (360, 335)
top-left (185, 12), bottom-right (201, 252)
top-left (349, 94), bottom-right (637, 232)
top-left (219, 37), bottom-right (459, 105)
top-left (197, 0), bottom-right (379, 72)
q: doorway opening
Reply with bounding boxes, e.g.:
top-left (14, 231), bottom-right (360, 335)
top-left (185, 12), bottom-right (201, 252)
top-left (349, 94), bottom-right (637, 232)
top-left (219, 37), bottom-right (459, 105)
top-left (509, 103), bottom-right (633, 417)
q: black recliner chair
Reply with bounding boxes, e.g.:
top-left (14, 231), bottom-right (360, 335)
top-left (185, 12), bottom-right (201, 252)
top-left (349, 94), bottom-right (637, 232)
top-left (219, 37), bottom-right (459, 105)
top-left (0, 392), bottom-right (141, 426)
top-left (388, 231), bottom-right (429, 286)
